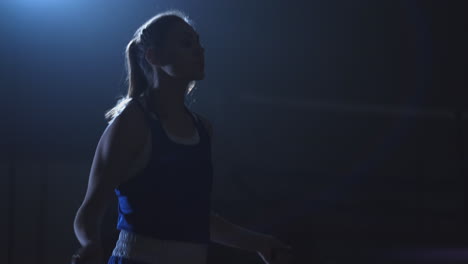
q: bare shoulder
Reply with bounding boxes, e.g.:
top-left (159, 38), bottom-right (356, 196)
top-left (195, 112), bottom-right (212, 139)
top-left (98, 99), bottom-right (150, 169)
top-left (106, 99), bottom-right (148, 139)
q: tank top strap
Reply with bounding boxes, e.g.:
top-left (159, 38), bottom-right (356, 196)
top-left (189, 110), bottom-right (211, 141)
top-left (132, 97), bottom-right (155, 125)
top-left (185, 105), bottom-right (199, 123)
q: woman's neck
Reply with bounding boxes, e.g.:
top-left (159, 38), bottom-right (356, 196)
top-left (146, 87), bottom-right (187, 121)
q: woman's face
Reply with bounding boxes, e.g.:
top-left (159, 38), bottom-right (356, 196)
top-left (153, 21), bottom-right (205, 81)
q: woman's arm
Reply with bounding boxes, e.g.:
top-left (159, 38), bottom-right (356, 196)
top-left (210, 211), bottom-right (273, 252)
top-left (74, 101), bottom-right (149, 247)
top-left (210, 211), bottom-right (293, 264)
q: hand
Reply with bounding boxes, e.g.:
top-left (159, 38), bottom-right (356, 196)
top-left (70, 242), bottom-right (104, 264)
top-left (256, 235), bottom-right (294, 264)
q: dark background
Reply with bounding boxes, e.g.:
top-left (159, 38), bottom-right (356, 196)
top-left (0, 0), bottom-right (467, 263)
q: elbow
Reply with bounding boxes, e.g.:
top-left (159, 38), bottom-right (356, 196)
top-left (73, 204), bottom-right (103, 246)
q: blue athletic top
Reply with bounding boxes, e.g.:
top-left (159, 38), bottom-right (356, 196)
top-left (114, 97), bottom-right (213, 244)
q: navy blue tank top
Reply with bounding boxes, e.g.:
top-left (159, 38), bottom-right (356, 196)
top-left (114, 97), bottom-right (213, 244)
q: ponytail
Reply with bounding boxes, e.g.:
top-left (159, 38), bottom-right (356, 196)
top-left (104, 38), bottom-right (149, 123)
top-left (127, 39), bottom-right (149, 98)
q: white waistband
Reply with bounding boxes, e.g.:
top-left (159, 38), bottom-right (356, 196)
top-left (111, 230), bottom-right (208, 264)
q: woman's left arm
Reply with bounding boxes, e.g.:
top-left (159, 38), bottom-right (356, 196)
top-left (200, 116), bottom-right (293, 263)
top-left (210, 211), bottom-right (293, 263)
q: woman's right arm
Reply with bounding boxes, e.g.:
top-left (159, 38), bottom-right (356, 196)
top-left (73, 100), bottom-right (149, 249)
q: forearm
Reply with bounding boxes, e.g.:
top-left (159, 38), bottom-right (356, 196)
top-left (210, 212), bottom-right (271, 253)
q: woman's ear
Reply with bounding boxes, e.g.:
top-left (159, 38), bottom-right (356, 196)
top-left (145, 46), bottom-right (163, 66)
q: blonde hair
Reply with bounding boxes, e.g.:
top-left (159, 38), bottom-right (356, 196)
top-left (104, 10), bottom-right (197, 123)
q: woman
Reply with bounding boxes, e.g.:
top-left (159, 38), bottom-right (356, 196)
top-left (71, 10), bottom-right (293, 264)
